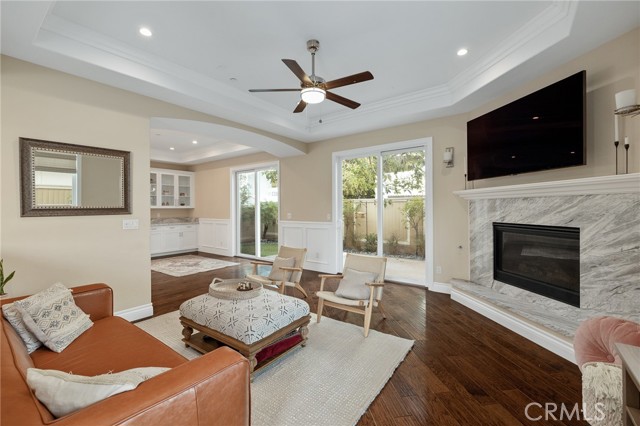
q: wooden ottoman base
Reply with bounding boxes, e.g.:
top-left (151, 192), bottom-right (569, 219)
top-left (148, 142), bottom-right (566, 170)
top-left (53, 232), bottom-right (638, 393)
top-left (180, 315), bottom-right (310, 377)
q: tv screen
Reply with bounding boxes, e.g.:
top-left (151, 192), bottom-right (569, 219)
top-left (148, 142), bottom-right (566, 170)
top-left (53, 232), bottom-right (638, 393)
top-left (467, 70), bottom-right (586, 181)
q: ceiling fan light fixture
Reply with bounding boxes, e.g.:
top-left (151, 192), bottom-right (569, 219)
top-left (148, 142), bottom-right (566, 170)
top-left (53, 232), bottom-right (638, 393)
top-left (301, 87), bottom-right (326, 104)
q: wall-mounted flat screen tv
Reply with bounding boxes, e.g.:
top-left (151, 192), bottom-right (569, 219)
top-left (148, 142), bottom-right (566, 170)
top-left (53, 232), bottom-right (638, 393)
top-left (467, 70), bottom-right (586, 181)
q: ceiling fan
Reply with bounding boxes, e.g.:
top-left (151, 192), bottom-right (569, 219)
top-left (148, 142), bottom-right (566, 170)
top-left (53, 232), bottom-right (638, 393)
top-left (249, 39), bottom-right (374, 113)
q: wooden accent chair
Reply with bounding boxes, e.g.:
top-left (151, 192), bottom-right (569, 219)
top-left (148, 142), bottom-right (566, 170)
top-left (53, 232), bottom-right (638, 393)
top-left (316, 253), bottom-right (387, 337)
top-left (246, 246), bottom-right (308, 298)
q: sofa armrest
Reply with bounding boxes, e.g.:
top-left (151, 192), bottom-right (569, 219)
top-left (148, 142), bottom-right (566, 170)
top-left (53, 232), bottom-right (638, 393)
top-left (70, 284), bottom-right (113, 321)
top-left (52, 347), bottom-right (250, 426)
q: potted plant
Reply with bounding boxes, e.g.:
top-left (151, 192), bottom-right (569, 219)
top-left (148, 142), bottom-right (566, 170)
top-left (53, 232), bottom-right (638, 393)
top-left (0, 259), bottom-right (15, 297)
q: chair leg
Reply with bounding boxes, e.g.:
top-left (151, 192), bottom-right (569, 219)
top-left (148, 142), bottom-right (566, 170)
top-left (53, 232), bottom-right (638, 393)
top-left (363, 305), bottom-right (373, 337)
top-left (295, 283), bottom-right (308, 299)
top-left (377, 301), bottom-right (388, 320)
top-left (317, 298), bottom-right (324, 323)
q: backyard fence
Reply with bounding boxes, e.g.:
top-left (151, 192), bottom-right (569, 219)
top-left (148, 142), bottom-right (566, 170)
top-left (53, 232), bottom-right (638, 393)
top-left (344, 197), bottom-right (425, 259)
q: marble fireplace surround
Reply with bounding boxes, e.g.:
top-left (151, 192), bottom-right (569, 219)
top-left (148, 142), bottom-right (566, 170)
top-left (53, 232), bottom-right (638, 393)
top-left (453, 173), bottom-right (640, 362)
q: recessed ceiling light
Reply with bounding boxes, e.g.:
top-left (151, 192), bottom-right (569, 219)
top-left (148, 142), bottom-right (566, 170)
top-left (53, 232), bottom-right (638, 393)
top-left (532, 116), bottom-right (540, 120)
top-left (192, 140), bottom-right (198, 144)
top-left (457, 48), bottom-right (468, 56)
top-left (139, 27), bottom-right (152, 37)
top-left (169, 147), bottom-right (175, 151)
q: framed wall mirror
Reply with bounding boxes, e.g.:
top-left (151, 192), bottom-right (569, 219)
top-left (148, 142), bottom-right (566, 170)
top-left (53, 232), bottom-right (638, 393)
top-left (20, 137), bottom-right (131, 217)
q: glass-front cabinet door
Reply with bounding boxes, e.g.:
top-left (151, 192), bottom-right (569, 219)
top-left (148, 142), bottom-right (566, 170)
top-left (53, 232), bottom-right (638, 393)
top-left (150, 168), bottom-right (195, 208)
top-left (150, 172), bottom-right (158, 207)
top-left (160, 173), bottom-right (176, 207)
top-left (177, 175), bottom-right (192, 207)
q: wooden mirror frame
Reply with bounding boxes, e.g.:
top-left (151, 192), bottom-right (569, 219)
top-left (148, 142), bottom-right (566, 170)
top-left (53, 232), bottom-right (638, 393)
top-left (20, 137), bottom-right (131, 217)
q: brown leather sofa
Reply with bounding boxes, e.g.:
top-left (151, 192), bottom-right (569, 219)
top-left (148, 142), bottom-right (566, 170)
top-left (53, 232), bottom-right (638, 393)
top-left (1, 283), bottom-right (251, 425)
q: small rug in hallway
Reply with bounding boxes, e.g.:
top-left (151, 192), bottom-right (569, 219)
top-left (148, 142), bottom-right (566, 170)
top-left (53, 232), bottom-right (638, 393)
top-left (150, 255), bottom-right (239, 277)
top-left (136, 310), bottom-right (414, 426)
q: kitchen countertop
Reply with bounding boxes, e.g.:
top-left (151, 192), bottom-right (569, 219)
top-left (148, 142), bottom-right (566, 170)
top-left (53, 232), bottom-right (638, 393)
top-left (151, 218), bottom-right (199, 226)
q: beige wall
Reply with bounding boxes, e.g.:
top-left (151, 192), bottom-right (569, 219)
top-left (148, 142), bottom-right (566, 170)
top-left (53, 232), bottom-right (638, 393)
top-left (284, 117), bottom-right (469, 281)
top-left (192, 28), bottom-right (639, 283)
top-left (1, 57), bottom-right (151, 309)
top-left (0, 56), bottom-right (297, 310)
top-left (469, 28), bottom-right (639, 188)
top-left (2, 26), bottom-right (637, 305)
top-left (192, 153), bottom-right (277, 219)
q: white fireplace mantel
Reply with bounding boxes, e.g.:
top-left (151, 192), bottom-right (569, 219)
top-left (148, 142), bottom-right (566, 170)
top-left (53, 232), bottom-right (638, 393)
top-left (453, 173), bottom-right (640, 200)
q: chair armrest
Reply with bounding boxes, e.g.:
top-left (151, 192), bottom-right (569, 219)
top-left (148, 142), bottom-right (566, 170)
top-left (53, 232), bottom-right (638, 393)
top-left (279, 266), bottom-right (302, 272)
top-left (55, 347), bottom-right (250, 426)
top-left (318, 274), bottom-right (343, 292)
top-left (250, 260), bottom-right (272, 266)
top-left (318, 274), bottom-right (342, 279)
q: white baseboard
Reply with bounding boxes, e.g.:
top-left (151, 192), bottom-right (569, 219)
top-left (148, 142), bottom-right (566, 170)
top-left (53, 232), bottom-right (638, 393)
top-left (198, 246), bottom-right (232, 257)
top-left (450, 288), bottom-right (576, 364)
top-left (429, 281), bottom-right (451, 294)
top-left (151, 249), bottom-right (197, 258)
top-left (115, 304), bottom-right (154, 322)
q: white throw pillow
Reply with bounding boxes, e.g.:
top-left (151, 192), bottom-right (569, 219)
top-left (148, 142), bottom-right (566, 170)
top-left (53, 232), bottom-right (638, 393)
top-left (14, 283), bottom-right (93, 353)
top-left (268, 257), bottom-right (296, 282)
top-left (2, 303), bottom-right (43, 354)
top-left (335, 268), bottom-right (378, 300)
top-left (27, 367), bottom-right (170, 418)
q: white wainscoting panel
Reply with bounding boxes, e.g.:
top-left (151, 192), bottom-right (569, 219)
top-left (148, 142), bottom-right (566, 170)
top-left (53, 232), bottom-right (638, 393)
top-left (280, 221), bottom-right (336, 273)
top-left (198, 219), bottom-right (232, 257)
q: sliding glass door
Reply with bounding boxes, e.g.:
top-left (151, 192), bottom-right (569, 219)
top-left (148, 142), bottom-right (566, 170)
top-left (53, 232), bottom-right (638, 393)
top-left (236, 166), bottom-right (279, 259)
top-left (340, 147), bottom-right (427, 285)
top-left (381, 149), bottom-right (426, 284)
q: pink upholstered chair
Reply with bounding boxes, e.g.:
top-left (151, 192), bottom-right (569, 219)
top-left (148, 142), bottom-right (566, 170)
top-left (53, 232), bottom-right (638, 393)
top-left (574, 316), bottom-right (640, 368)
top-left (573, 317), bottom-right (640, 426)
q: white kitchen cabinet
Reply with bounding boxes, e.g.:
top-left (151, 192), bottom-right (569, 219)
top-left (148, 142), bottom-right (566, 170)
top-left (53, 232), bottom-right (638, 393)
top-left (150, 227), bottom-right (163, 254)
top-left (150, 168), bottom-right (195, 208)
top-left (150, 224), bottom-right (199, 256)
top-left (162, 226), bottom-right (182, 252)
top-left (180, 224), bottom-right (198, 250)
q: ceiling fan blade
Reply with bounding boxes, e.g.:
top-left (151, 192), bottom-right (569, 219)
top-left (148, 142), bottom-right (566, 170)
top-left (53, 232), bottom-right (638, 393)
top-left (293, 100), bottom-right (307, 113)
top-left (326, 91), bottom-right (360, 109)
top-left (282, 59), bottom-right (313, 85)
top-left (249, 89), bottom-right (300, 92)
top-left (324, 71), bottom-right (374, 90)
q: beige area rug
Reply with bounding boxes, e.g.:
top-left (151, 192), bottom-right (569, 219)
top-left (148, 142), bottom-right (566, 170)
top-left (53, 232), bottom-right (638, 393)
top-left (150, 255), bottom-right (239, 277)
top-left (136, 310), bottom-right (414, 426)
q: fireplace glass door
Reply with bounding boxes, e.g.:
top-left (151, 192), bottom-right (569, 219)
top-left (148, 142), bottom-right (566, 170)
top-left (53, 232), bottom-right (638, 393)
top-left (493, 223), bottom-right (580, 307)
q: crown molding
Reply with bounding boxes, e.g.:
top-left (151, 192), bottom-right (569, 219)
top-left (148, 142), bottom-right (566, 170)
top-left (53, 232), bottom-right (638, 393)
top-left (26, 1), bottom-right (579, 142)
top-left (448, 1), bottom-right (577, 99)
top-left (309, 1), bottom-right (577, 131)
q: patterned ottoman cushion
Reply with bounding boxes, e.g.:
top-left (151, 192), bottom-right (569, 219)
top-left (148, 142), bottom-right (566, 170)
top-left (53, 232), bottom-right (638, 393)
top-left (180, 290), bottom-right (310, 345)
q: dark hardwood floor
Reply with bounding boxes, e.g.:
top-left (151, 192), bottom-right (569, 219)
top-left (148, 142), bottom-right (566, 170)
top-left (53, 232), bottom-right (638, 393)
top-left (151, 253), bottom-right (587, 426)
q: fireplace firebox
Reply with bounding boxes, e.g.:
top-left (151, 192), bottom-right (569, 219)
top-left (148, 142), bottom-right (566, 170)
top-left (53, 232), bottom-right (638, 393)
top-left (493, 223), bottom-right (580, 307)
